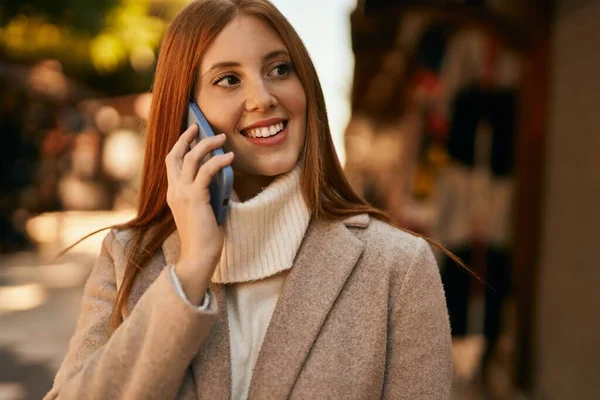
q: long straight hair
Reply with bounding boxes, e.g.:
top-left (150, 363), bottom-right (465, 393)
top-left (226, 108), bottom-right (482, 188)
top-left (84, 0), bottom-right (472, 330)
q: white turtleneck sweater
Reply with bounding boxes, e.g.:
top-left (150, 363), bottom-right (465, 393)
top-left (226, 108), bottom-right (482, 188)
top-left (170, 165), bottom-right (311, 400)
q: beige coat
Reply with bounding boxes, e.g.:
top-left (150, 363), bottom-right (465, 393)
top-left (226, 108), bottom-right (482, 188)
top-left (45, 214), bottom-right (452, 399)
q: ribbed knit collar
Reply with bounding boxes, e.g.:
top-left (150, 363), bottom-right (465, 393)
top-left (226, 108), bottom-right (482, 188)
top-left (211, 165), bottom-right (311, 284)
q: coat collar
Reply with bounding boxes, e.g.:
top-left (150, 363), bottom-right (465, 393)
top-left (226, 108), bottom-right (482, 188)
top-left (160, 214), bottom-right (369, 268)
top-left (160, 213), bottom-right (369, 399)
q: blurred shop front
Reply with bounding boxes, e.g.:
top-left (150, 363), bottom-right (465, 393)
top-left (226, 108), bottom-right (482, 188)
top-left (346, 0), bottom-right (600, 399)
top-left (344, 0), bottom-right (548, 398)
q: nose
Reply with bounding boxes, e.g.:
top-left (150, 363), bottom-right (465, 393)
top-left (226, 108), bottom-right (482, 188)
top-left (244, 78), bottom-right (277, 112)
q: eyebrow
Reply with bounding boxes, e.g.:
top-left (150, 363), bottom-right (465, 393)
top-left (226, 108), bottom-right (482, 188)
top-left (201, 49), bottom-right (290, 78)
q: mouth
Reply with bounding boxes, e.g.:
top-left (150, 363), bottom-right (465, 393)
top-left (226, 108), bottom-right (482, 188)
top-left (240, 120), bottom-right (288, 139)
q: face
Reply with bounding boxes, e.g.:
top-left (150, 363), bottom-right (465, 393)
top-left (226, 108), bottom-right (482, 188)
top-left (195, 15), bottom-right (307, 179)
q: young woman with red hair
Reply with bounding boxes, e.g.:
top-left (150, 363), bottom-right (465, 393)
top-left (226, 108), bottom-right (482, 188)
top-left (46, 1), bottom-right (452, 398)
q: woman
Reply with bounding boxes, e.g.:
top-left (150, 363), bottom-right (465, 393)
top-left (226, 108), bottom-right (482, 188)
top-left (46, 0), bottom-right (452, 398)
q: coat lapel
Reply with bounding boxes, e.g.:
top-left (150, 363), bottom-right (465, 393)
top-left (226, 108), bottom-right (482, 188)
top-left (160, 214), bottom-right (369, 400)
top-left (247, 216), bottom-right (367, 399)
top-left (162, 232), bottom-right (232, 400)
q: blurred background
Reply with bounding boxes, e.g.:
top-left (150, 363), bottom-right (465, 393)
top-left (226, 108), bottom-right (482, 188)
top-left (0, 0), bottom-right (598, 399)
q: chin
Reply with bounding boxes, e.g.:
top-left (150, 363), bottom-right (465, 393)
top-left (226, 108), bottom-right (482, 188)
top-left (239, 156), bottom-right (299, 178)
top-left (258, 159), bottom-right (298, 177)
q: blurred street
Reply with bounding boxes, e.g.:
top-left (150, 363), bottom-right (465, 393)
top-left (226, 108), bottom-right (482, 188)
top-left (0, 250), bottom-right (95, 400)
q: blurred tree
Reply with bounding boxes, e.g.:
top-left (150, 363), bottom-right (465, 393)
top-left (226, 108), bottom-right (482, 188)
top-left (1, 0), bottom-right (118, 35)
top-left (0, 0), bottom-right (190, 94)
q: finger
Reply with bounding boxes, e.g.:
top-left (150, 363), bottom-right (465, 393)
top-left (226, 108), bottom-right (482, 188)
top-left (167, 124), bottom-right (199, 167)
top-left (165, 146), bottom-right (184, 183)
top-left (181, 133), bottom-right (227, 184)
top-left (194, 151), bottom-right (235, 189)
top-left (166, 124), bottom-right (199, 184)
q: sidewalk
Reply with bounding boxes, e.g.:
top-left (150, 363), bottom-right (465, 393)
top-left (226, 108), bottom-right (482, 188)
top-left (0, 251), bottom-right (93, 399)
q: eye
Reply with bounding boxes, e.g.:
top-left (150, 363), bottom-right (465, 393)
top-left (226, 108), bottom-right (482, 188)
top-left (213, 74), bottom-right (240, 88)
top-left (268, 61), bottom-right (292, 78)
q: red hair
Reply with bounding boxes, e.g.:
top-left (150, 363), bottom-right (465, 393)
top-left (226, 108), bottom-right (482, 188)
top-left (75, 0), bottom-right (470, 329)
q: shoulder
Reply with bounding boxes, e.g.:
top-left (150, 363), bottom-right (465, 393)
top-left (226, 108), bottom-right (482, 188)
top-left (96, 228), bottom-right (136, 269)
top-left (111, 227), bottom-right (135, 247)
top-left (360, 217), bottom-right (424, 252)
top-left (347, 215), bottom-right (439, 290)
top-left (354, 216), bottom-right (429, 266)
top-left (104, 227), bottom-right (139, 256)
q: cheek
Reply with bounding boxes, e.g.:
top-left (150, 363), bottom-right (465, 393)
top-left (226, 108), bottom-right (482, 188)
top-left (198, 96), bottom-right (241, 135)
top-left (285, 82), bottom-right (307, 117)
top-left (291, 88), bottom-right (307, 142)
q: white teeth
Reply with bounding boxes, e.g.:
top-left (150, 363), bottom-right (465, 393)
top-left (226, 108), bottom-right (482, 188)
top-left (244, 122), bottom-right (286, 138)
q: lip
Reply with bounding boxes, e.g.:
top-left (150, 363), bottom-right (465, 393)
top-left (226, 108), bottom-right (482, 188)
top-left (243, 121), bottom-right (289, 146)
top-left (240, 117), bottom-right (287, 132)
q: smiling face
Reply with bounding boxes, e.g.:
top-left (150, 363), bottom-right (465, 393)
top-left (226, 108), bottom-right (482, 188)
top-left (194, 15), bottom-right (307, 186)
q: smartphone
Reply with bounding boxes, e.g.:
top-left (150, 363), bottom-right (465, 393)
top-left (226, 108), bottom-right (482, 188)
top-left (187, 98), bottom-right (234, 225)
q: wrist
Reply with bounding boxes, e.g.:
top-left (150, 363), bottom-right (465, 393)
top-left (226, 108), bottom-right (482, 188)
top-left (174, 261), bottom-right (213, 305)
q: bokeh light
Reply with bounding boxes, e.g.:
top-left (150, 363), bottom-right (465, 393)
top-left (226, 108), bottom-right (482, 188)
top-left (102, 129), bottom-right (144, 181)
top-left (94, 106), bottom-right (121, 133)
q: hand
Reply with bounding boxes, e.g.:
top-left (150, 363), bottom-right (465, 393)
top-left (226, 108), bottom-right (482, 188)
top-left (165, 124), bottom-right (234, 303)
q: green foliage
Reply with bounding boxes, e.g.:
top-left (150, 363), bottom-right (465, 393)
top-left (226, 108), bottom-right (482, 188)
top-left (0, 0), bottom-right (190, 93)
top-left (0, 0), bottom-right (118, 35)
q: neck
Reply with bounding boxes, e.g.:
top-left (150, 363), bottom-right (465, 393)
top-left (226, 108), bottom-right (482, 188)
top-left (212, 165), bottom-right (311, 283)
top-left (233, 172), bottom-right (276, 202)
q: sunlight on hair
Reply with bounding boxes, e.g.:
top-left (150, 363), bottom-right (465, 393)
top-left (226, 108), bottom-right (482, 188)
top-left (0, 283), bottom-right (46, 313)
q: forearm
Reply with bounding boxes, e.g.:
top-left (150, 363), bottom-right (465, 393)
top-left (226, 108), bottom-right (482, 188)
top-left (45, 268), bottom-right (218, 400)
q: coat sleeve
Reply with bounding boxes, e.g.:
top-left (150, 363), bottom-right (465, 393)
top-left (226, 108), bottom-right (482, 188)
top-left (44, 231), bottom-right (218, 400)
top-left (383, 237), bottom-right (453, 400)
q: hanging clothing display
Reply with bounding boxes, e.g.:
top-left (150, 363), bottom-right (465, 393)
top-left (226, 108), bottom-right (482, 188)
top-left (437, 82), bottom-right (516, 370)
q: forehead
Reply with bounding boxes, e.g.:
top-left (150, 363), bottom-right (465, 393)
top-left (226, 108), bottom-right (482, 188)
top-left (200, 15), bottom-right (287, 71)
